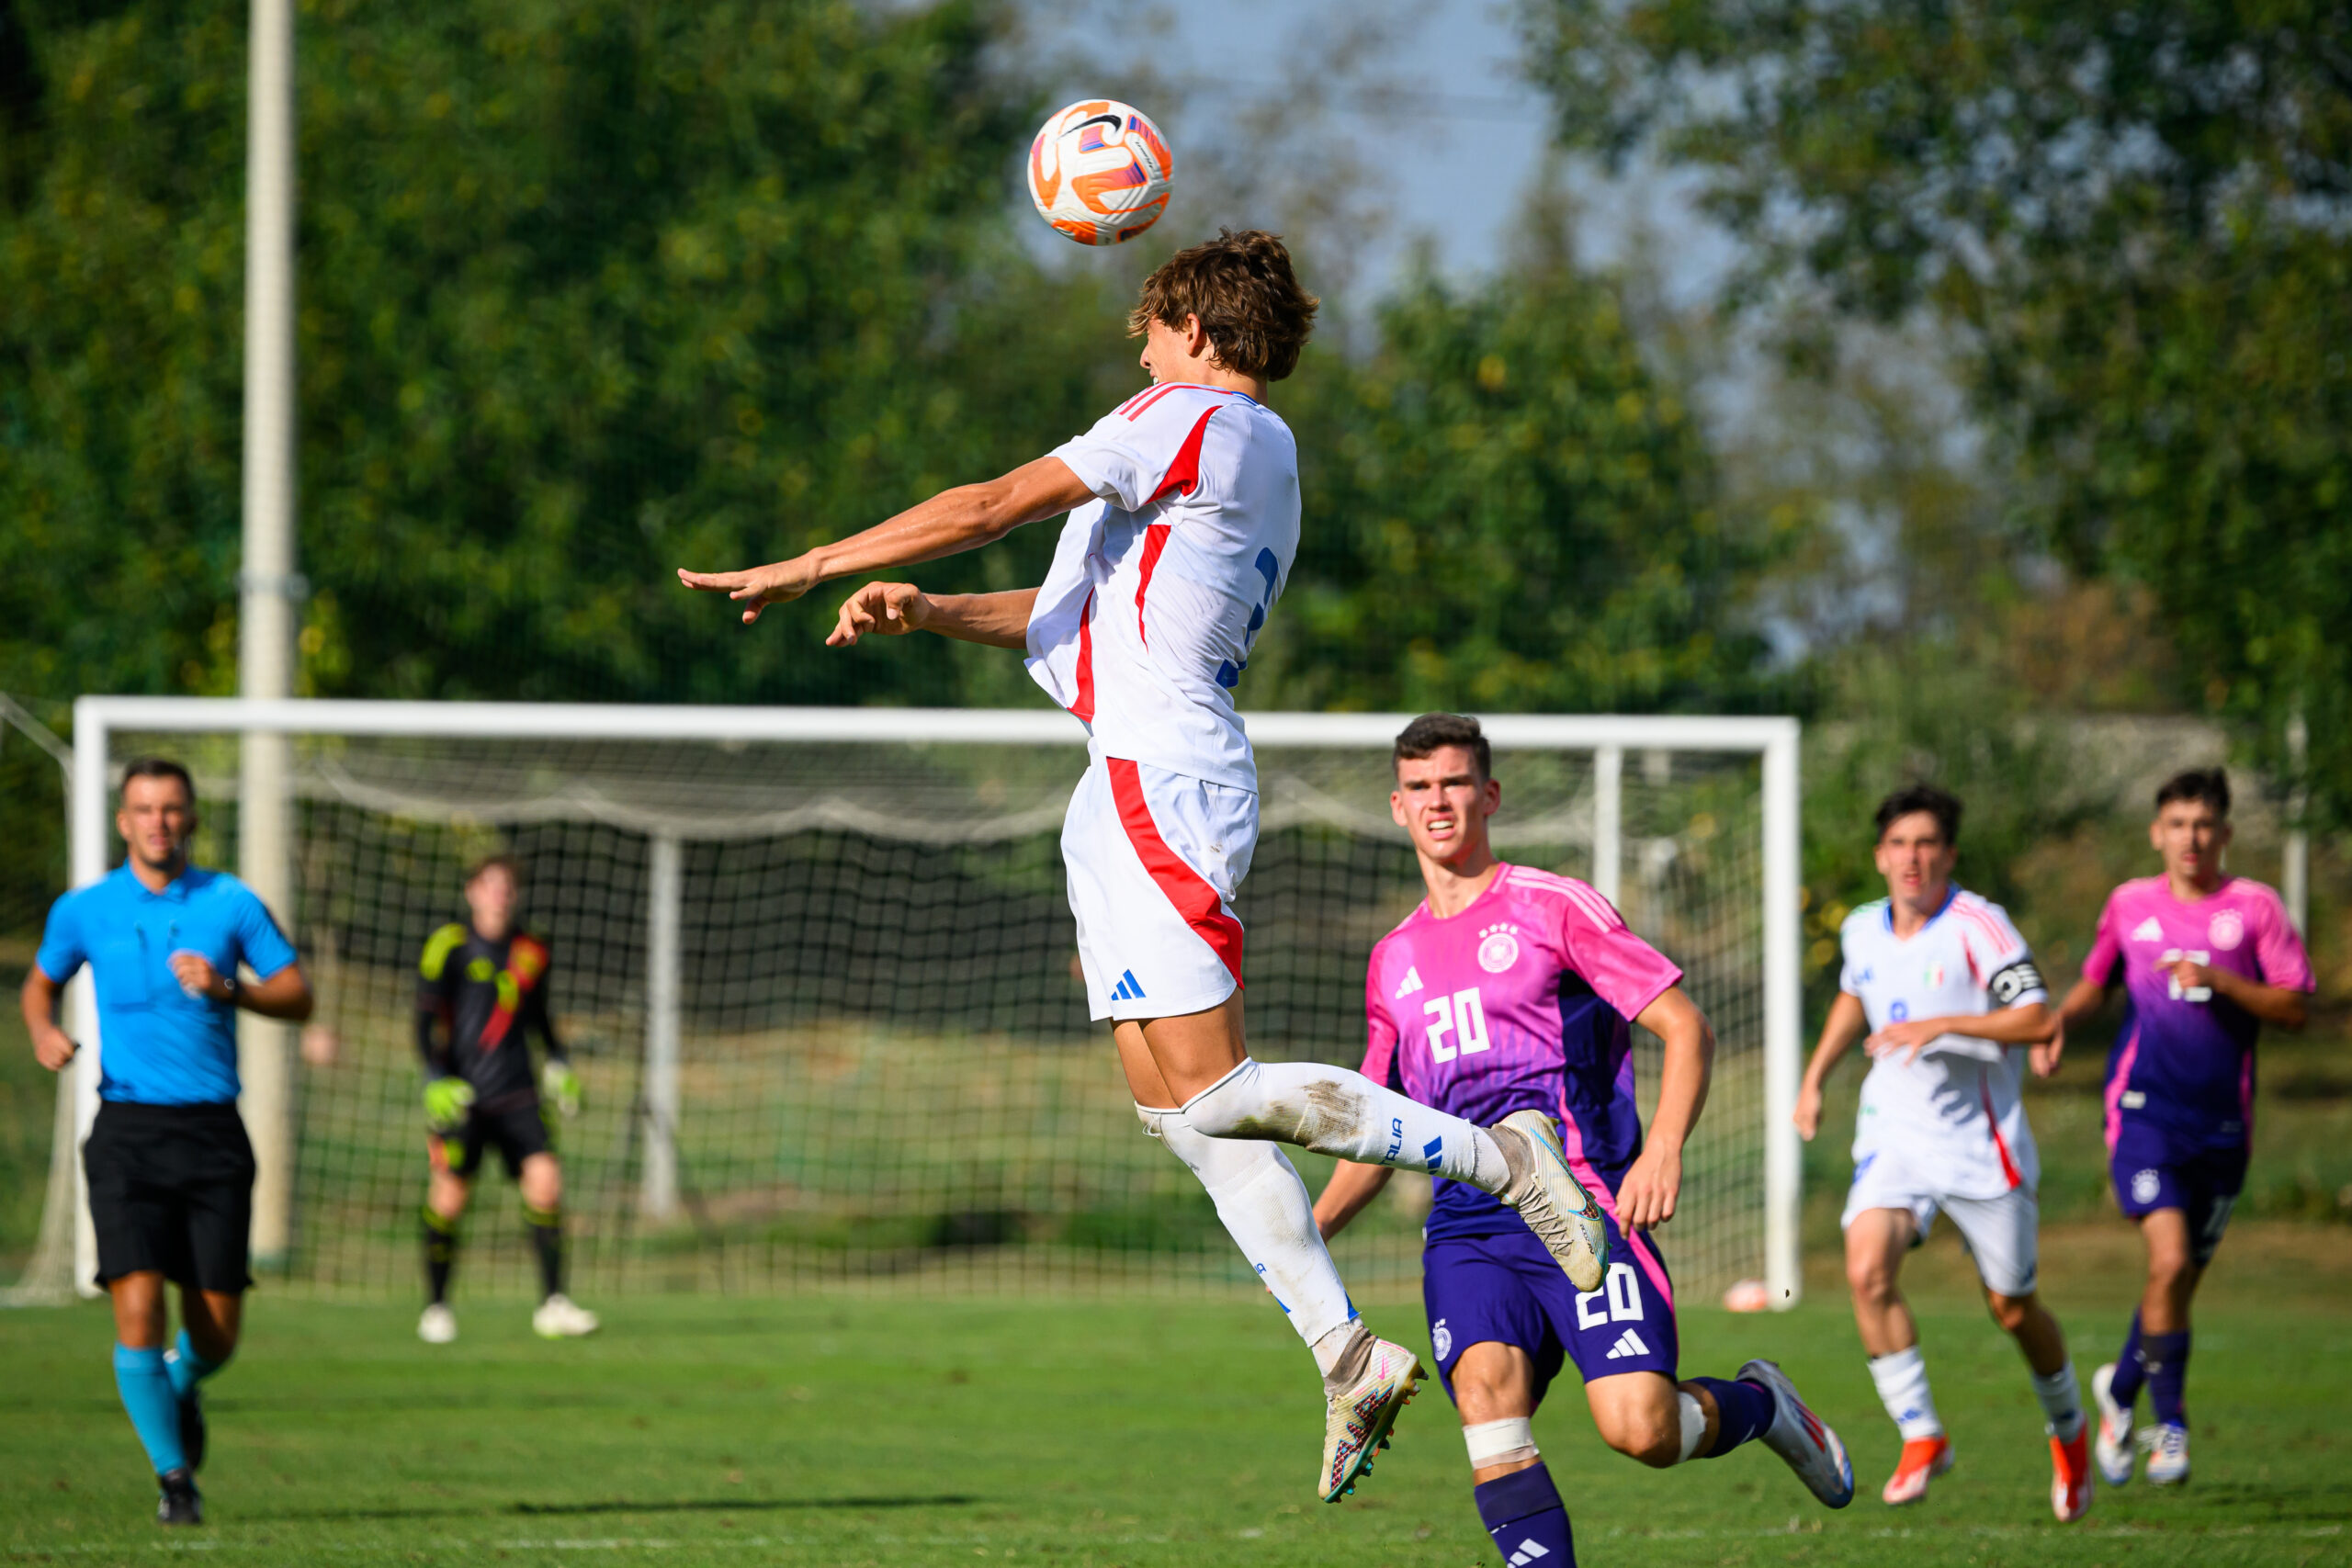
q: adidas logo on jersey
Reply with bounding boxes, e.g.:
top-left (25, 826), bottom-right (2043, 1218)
top-left (2132, 917), bottom-right (2165, 942)
top-left (1394, 965), bottom-right (1424, 999)
top-left (1604, 1328), bottom-right (1651, 1360)
top-left (1507, 1539), bottom-right (1553, 1564)
top-left (1109, 970), bottom-right (1147, 1002)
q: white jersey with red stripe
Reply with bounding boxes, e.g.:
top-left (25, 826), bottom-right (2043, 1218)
top-left (1838, 886), bottom-right (2050, 1199)
top-left (1026, 383), bottom-right (1298, 793)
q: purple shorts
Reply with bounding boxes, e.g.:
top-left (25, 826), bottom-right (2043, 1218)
top-left (2109, 1121), bottom-right (2246, 1267)
top-left (1422, 1216), bottom-right (1678, 1406)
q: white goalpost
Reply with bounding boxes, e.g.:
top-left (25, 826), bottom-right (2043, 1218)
top-left (17, 697), bottom-right (1802, 1310)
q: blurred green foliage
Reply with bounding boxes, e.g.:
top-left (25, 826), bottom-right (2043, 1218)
top-left (1522, 0), bottom-right (2352, 824)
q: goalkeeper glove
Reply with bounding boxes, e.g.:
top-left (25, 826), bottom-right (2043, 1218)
top-left (541, 1060), bottom-right (582, 1119)
top-left (423, 1076), bottom-right (475, 1134)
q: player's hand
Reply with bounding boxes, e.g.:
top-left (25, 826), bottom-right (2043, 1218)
top-left (31, 1024), bottom-right (78, 1072)
top-left (2030, 1023), bottom-right (2065, 1079)
top-left (1865, 1018), bottom-right (1941, 1064)
top-left (828, 581), bottom-right (933, 647)
top-left (168, 951), bottom-right (232, 1002)
top-left (2160, 956), bottom-right (2213, 993)
top-left (1792, 1079), bottom-right (1824, 1141)
top-left (675, 556), bottom-right (820, 625)
top-left (423, 1077), bottom-right (476, 1134)
top-left (542, 1060), bottom-right (583, 1118)
top-left (1616, 1142), bottom-right (1681, 1231)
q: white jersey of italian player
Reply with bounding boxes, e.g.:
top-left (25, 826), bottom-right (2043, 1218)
top-left (1026, 383), bottom-right (1298, 793)
top-left (1838, 886), bottom-right (2051, 1201)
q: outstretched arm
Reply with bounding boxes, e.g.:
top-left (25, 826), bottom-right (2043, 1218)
top-left (677, 457), bottom-right (1096, 625)
top-left (1313, 1160), bottom-right (1395, 1241)
top-left (1617, 986), bottom-right (1715, 1231)
top-left (828, 585), bottom-right (1038, 650)
top-left (1794, 991), bottom-right (1869, 1142)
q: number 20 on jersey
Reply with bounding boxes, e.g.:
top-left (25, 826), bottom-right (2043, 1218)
top-left (1425, 987), bottom-right (1489, 1063)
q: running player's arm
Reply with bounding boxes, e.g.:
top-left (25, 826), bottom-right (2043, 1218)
top-left (827, 585), bottom-right (1039, 649)
top-left (676, 457), bottom-right (1094, 626)
top-left (1315, 953), bottom-right (1405, 1239)
top-left (2156, 956), bottom-right (2310, 1029)
top-left (1617, 985), bottom-right (1716, 1231)
top-left (1794, 994), bottom-right (1868, 1142)
top-left (2047, 890), bottom-right (2130, 1071)
top-left (165, 886), bottom-right (312, 1021)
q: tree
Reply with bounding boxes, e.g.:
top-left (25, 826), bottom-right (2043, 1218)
top-left (1522, 0), bottom-right (2352, 819)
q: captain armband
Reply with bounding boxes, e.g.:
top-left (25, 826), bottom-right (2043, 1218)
top-left (1988, 957), bottom-right (2045, 1008)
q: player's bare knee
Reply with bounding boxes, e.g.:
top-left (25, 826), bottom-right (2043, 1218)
top-left (1846, 1253), bottom-right (1898, 1307)
top-left (1601, 1410), bottom-right (1682, 1468)
top-left (521, 1155), bottom-right (562, 1210)
top-left (1984, 1290), bottom-right (2034, 1334)
top-left (429, 1172), bottom-right (471, 1221)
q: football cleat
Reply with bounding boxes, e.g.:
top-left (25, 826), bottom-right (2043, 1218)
top-left (2090, 1361), bottom-right (2135, 1487)
top-left (2143, 1422), bottom-right (2189, 1486)
top-left (532, 1293), bottom-right (600, 1338)
top-left (1491, 1111), bottom-right (1608, 1292)
top-left (418, 1303), bottom-right (458, 1345)
top-left (1737, 1359), bottom-right (1854, 1508)
top-left (156, 1469), bottom-right (202, 1527)
top-left (1320, 1337), bottom-right (1424, 1503)
top-left (2050, 1428), bottom-right (2094, 1522)
top-left (1881, 1434), bottom-right (1954, 1506)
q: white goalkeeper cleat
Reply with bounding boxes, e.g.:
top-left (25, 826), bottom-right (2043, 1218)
top-left (532, 1293), bottom-right (600, 1338)
top-left (1491, 1110), bottom-right (1608, 1292)
top-left (417, 1303), bottom-right (458, 1345)
top-left (1737, 1359), bottom-right (1855, 1509)
top-left (2143, 1422), bottom-right (2189, 1486)
top-left (2090, 1361), bottom-right (2136, 1486)
top-left (1320, 1337), bottom-right (1425, 1503)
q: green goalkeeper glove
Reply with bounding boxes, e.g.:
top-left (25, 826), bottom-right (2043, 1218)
top-left (541, 1060), bottom-right (582, 1119)
top-left (423, 1076), bottom-right (475, 1134)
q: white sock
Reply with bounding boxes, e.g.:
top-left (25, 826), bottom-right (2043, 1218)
top-left (1180, 1058), bottom-right (1510, 1191)
top-left (2033, 1359), bottom-right (2086, 1442)
top-left (1868, 1346), bottom-right (1944, 1441)
top-left (1136, 1104), bottom-right (1357, 1349)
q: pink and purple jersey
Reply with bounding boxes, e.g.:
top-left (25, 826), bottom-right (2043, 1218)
top-left (1361, 863), bottom-right (1682, 1244)
top-left (2084, 875), bottom-right (2313, 1155)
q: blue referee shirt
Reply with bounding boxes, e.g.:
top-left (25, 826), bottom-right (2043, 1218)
top-left (34, 863), bottom-right (300, 1107)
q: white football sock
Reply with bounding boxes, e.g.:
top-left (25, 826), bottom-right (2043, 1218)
top-left (1136, 1104), bottom-right (1357, 1350)
top-left (2033, 1359), bottom-right (2086, 1442)
top-left (1180, 1058), bottom-right (1510, 1192)
top-left (1868, 1346), bottom-right (1944, 1440)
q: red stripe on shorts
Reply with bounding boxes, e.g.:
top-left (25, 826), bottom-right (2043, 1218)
top-left (1106, 757), bottom-right (1244, 986)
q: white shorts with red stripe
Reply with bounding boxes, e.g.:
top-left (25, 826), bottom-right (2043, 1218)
top-left (1842, 1146), bottom-right (2040, 1297)
top-left (1062, 756), bottom-right (1254, 1021)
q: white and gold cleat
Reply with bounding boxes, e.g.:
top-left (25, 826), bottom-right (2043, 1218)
top-left (1492, 1110), bottom-right (1609, 1292)
top-left (531, 1293), bottom-right (600, 1338)
top-left (1320, 1337), bottom-right (1425, 1503)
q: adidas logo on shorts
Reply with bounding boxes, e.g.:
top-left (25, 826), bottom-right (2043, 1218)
top-left (1109, 970), bottom-right (1147, 1002)
top-left (1604, 1328), bottom-right (1651, 1360)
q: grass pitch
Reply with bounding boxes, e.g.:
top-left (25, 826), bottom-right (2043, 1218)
top-left (3, 1225), bottom-right (2346, 1567)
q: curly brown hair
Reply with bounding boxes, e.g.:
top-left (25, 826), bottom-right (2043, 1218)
top-left (1127, 229), bottom-right (1319, 381)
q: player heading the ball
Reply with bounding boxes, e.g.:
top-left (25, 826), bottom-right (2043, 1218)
top-left (1316, 715), bottom-right (1853, 1568)
top-left (681, 231), bottom-right (1620, 1503)
top-left (2053, 769), bottom-right (2313, 1489)
top-left (1795, 784), bottom-right (2093, 1522)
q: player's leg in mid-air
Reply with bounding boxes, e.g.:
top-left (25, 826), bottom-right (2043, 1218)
top-left (1426, 1224), bottom-right (1849, 1567)
top-left (1842, 1201), bottom-right (1955, 1504)
top-left (2094, 1141), bottom-right (2240, 1487)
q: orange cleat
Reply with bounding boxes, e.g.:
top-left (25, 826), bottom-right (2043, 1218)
top-left (1882, 1434), bottom-right (1955, 1506)
top-left (2051, 1428), bottom-right (2095, 1522)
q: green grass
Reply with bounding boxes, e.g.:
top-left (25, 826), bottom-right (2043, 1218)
top-left (4, 1224), bottom-right (2348, 1566)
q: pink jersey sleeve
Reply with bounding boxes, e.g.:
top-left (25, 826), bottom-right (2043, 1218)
top-left (1360, 944), bottom-right (1401, 1088)
top-left (2083, 888), bottom-right (2127, 987)
top-left (2252, 887), bottom-right (2317, 993)
top-left (1051, 389), bottom-right (1224, 513)
top-left (1551, 882), bottom-right (1683, 1022)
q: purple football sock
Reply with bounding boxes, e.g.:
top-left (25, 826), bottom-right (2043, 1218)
top-left (2108, 1310), bottom-right (2146, 1405)
top-left (2143, 1329), bottom-right (2190, 1427)
top-left (1475, 1461), bottom-right (1574, 1567)
top-left (1688, 1376), bottom-right (1777, 1456)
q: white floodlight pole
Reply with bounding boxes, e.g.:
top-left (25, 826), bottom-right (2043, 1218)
top-left (1590, 743), bottom-right (1623, 905)
top-left (238, 0), bottom-right (301, 1266)
top-left (2284, 710), bottom-right (2309, 936)
top-left (1760, 723), bottom-right (1803, 1307)
top-left (642, 833), bottom-right (684, 1222)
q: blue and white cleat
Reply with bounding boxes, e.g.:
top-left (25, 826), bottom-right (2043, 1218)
top-left (1493, 1110), bottom-right (1609, 1292)
top-left (2090, 1362), bottom-right (2135, 1486)
top-left (1320, 1337), bottom-right (1425, 1503)
top-left (1739, 1358), bottom-right (1856, 1509)
top-left (2143, 1422), bottom-right (2190, 1486)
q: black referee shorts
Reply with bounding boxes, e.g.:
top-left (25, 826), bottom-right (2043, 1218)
top-left (83, 1100), bottom-right (256, 1293)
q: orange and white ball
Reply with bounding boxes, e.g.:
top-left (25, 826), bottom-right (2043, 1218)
top-left (1027, 99), bottom-right (1173, 247)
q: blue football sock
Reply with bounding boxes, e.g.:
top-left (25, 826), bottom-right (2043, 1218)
top-left (2143, 1330), bottom-right (2190, 1427)
top-left (1475, 1462), bottom-right (1574, 1566)
top-left (1689, 1375), bottom-right (1776, 1456)
top-left (165, 1329), bottom-right (229, 1403)
top-left (112, 1345), bottom-right (187, 1477)
top-left (2108, 1310), bottom-right (2146, 1405)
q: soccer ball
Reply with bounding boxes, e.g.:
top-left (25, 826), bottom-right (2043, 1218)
top-left (1026, 99), bottom-right (1173, 247)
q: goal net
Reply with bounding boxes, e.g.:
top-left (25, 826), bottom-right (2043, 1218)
top-left (11, 701), bottom-right (1800, 1309)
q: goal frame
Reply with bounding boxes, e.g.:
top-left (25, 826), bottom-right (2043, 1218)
top-left (48, 696), bottom-right (1804, 1306)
